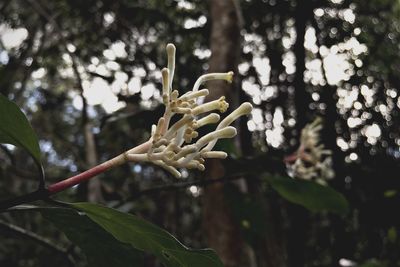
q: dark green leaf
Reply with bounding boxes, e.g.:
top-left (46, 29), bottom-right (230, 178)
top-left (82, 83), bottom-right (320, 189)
top-left (42, 208), bottom-right (143, 267)
top-left (384, 190), bottom-right (397, 198)
top-left (266, 175), bottom-right (349, 215)
top-left (72, 202), bottom-right (224, 267)
top-left (0, 94), bottom-right (41, 164)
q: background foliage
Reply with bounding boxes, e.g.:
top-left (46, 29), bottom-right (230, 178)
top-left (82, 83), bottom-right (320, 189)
top-left (1, 0), bottom-right (400, 266)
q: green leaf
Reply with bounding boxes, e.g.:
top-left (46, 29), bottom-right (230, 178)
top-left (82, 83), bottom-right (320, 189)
top-left (384, 190), bottom-right (397, 198)
top-left (0, 94), bottom-right (41, 164)
top-left (41, 208), bottom-right (143, 267)
top-left (266, 175), bottom-right (349, 215)
top-left (72, 202), bottom-right (224, 267)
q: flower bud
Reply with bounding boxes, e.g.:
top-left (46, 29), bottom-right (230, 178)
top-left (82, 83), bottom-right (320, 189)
top-left (164, 115), bottom-right (194, 140)
top-left (166, 43), bottom-right (176, 89)
top-left (204, 102), bottom-right (253, 151)
top-left (153, 117), bottom-right (165, 143)
top-left (184, 127), bottom-right (198, 143)
top-left (195, 113), bottom-right (220, 128)
top-left (195, 126), bottom-right (237, 149)
top-left (171, 90), bottom-right (179, 100)
top-left (171, 107), bottom-right (192, 114)
top-left (161, 68), bottom-right (169, 105)
top-left (192, 96), bottom-right (229, 116)
top-left (201, 151), bottom-right (228, 159)
top-left (174, 145), bottom-right (197, 160)
top-left (154, 160), bottom-right (181, 178)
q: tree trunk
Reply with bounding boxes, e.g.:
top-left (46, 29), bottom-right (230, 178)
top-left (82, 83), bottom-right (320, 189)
top-left (77, 92), bottom-right (103, 202)
top-left (293, 1), bottom-right (312, 131)
top-left (84, 122), bottom-right (103, 203)
top-left (288, 1), bottom-right (313, 267)
top-left (202, 1), bottom-right (245, 267)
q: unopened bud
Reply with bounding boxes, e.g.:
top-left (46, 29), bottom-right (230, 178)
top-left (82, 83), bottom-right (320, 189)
top-left (166, 43), bottom-right (176, 89)
top-left (196, 126), bottom-right (237, 149)
top-left (201, 151), bottom-right (228, 159)
top-left (161, 68), bottom-right (169, 105)
top-left (195, 113), bottom-right (220, 128)
top-left (153, 117), bottom-right (165, 142)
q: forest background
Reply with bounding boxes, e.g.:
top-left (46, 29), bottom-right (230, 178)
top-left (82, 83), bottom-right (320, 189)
top-left (1, 0), bottom-right (400, 266)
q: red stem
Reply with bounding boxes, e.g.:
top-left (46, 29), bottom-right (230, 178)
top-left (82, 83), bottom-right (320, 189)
top-left (0, 141), bottom-right (153, 211)
top-left (47, 162), bottom-right (111, 194)
top-left (47, 141), bottom-right (151, 195)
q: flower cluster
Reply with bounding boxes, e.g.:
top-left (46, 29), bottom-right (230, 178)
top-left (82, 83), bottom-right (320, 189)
top-left (125, 44), bottom-right (253, 178)
top-left (285, 118), bottom-right (334, 184)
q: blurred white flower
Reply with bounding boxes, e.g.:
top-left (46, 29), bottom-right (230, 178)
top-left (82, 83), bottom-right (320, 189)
top-left (285, 118), bottom-right (334, 184)
top-left (125, 44), bottom-right (253, 178)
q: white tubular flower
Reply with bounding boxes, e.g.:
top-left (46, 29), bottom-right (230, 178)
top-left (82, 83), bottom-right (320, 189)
top-left (124, 43), bottom-right (253, 178)
top-left (192, 96), bottom-right (229, 116)
top-left (285, 117), bottom-right (334, 185)
top-left (192, 71), bottom-right (234, 92)
top-left (203, 102), bottom-right (253, 152)
top-left (163, 115), bottom-right (194, 140)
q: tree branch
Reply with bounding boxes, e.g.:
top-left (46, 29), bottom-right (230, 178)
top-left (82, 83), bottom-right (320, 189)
top-left (27, 0), bottom-right (104, 202)
top-left (127, 174), bottom-right (247, 201)
top-left (0, 189), bottom-right (47, 211)
top-left (26, 0), bottom-right (89, 122)
top-left (0, 0), bottom-right (12, 14)
top-left (0, 219), bottom-right (75, 266)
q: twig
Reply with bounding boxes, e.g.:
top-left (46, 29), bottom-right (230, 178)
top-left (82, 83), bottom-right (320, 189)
top-left (121, 174), bottom-right (248, 204)
top-left (0, 219), bottom-right (75, 266)
top-left (118, 154), bottom-right (287, 204)
top-left (27, 0), bottom-right (105, 202)
top-left (0, 145), bottom-right (46, 189)
top-left (37, 163), bottom-right (46, 190)
top-left (0, 205), bottom-right (74, 214)
top-left (0, 189), bottom-right (48, 211)
top-left (0, 0), bottom-right (12, 15)
top-left (25, 0), bottom-right (89, 123)
top-left (0, 144), bottom-right (16, 165)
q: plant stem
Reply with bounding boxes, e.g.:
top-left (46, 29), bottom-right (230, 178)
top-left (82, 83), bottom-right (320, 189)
top-left (47, 140), bottom-right (151, 194)
top-left (47, 159), bottom-right (117, 195)
top-left (0, 140), bottom-right (151, 210)
top-left (0, 219), bottom-right (76, 266)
